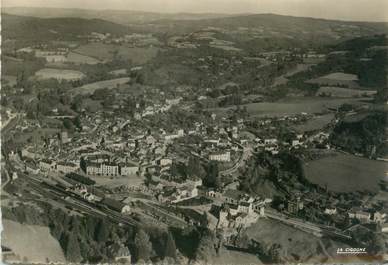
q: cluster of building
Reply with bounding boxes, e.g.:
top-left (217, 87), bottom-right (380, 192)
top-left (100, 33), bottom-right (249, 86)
top-left (84, 161), bottom-right (139, 177)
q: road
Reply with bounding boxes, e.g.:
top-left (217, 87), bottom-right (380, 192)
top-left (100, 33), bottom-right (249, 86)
top-left (220, 146), bottom-right (252, 176)
top-left (1, 114), bottom-right (20, 134)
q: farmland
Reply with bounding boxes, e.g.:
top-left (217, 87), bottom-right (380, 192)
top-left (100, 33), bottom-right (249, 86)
top-left (307, 72), bottom-right (359, 88)
top-left (316, 86), bottom-right (376, 98)
top-left (71, 77), bottom-right (131, 95)
top-left (74, 43), bottom-right (160, 64)
top-left (304, 151), bottom-right (387, 192)
top-left (66, 51), bottom-right (100, 65)
top-left (34, 68), bottom-right (85, 81)
top-left (243, 218), bottom-right (340, 263)
top-left (293, 113), bottom-right (335, 132)
top-left (209, 97), bottom-right (370, 118)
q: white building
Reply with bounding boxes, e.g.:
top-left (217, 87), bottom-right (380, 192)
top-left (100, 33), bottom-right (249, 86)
top-left (56, 162), bottom-right (79, 174)
top-left (209, 151), bottom-right (231, 162)
top-left (39, 160), bottom-right (56, 172)
top-left (101, 163), bottom-right (119, 176)
top-left (160, 158), bottom-right (173, 167)
top-left (324, 208), bottom-right (337, 215)
top-left (120, 165), bottom-right (139, 176)
top-left (264, 139), bottom-right (278, 145)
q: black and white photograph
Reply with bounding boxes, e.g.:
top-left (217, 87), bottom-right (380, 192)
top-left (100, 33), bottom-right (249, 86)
top-left (0, 0), bottom-right (387, 264)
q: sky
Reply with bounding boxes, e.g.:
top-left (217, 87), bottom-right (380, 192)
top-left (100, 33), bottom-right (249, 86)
top-left (2, 0), bottom-right (388, 22)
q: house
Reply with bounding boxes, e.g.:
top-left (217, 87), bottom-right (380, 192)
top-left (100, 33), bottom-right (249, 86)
top-left (287, 197), bottom-right (304, 214)
top-left (381, 223), bottom-right (388, 233)
top-left (324, 207), bottom-right (337, 215)
top-left (348, 208), bottom-right (371, 223)
top-left (86, 162), bottom-right (102, 175)
top-left (252, 201), bottom-right (266, 216)
top-left (101, 163), bottom-right (119, 176)
top-left (373, 211), bottom-right (387, 224)
top-left (209, 151), bottom-right (231, 162)
top-left (165, 134), bottom-right (179, 141)
top-left (206, 189), bottom-right (222, 199)
top-left (25, 163), bottom-right (39, 174)
top-left (120, 164), bottom-right (139, 176)
top-left (102, 198), bottom-right (130, 213)
top-left (11, 172), bottom-right (18, 180)
top-left (227, 203), bottom-right (239, 216)
top-left (238, 201), bottom-right (253, 214)
top-left (39, 159), bottom-right (56, 172)
top-left (264, 139), bottom-right (278, 145)
top-left (166, 97), bottom-right (183, 105)
top-left (160, 158), bottom-right (173, 167)
top-left (44, 55), bottom-right (67, 63)
top-left (60, 131), bottom-right (69, 144)
top-left (56, 162), bottom-right (79, 174)
top-left (114, 244), bottom-right (132, 263)
top-left (146, 135), bottom-right (156, 146)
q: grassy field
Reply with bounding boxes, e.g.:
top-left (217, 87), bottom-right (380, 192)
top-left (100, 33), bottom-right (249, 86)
top-left (293, 113), bottom-right (335, 132)
top-left (71, 77), bottom-right (130, 95)
top-left (74, 43), bottom-right (160, 64)
top-left (209, 97), bottom-right (370, 118)
top-left (2, 219), bottom-right (66, 263)
top-left (35, 68), bottom-right (85, 81)
top-left (66, 51), bottom-right (100, 65)
top-left (89, 174), bottom-right (144, 188)
top-left (285, 63), bottom-right (311, 77)
top-left (316, 86), bottom-right (376, 98)
top-left (304, 151), bottom-right (387, 192)
top-left (307, 72), bottom-right (359, 88)
top-left (244, 218), bottom-right (338, 263)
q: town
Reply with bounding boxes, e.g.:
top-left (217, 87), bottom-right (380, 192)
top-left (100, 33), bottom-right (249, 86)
top-left (1, 5), bottom-right (388, 265)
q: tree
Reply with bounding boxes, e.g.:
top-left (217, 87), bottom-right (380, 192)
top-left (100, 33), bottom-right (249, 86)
top-left (163, 232), bottom-right (176, 259)
top-left (95, 218), bottom-right (110, 242)
top-left (187, 156), bottom-right (206, 179)
top-left (16, 70), bottom-right (27, 88)
top-left (63, 119), bottom-right (75, 131)
top-left (65, 232), bottom-right (82, 262)
top-left (204, 161), bottom-right (220, 189)
top-left (134, 229), bottom-right (153, 262)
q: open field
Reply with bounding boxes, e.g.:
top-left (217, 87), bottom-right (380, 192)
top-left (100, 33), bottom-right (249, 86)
top-left (2, 219), bottom-right (66, 263)
top-left (293, 113), bottom-right (335, 132)
top-left (35, 68), bottom-right (85, 81)
top-left (307, 72), bottom-right (359, 88)
top-left (316, 86), bottom-right (376, 98)
top-left (71, 77), bottom-right (130, 95)
top-left (285, 63), bottom-right (311, 77)
top-left (74, 43), bottom-right (160, 64)
top-left (89, 174), bottom-right (144, 188)
top-left (304, 151), bottom-right (387, 192)
top-left (209, 97), bottom-right (370, 118)
top-left (244, 218), bottom-right (343, 263)
top-left (66, 51), bottom-right (100, 65)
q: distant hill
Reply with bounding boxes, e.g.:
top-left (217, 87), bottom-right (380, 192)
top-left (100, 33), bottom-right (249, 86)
top-left (152, 13), bottom-right (388, 42)
top-left (2, 13), bottom-right (133, 42)
top-left (2, 7), bottom-right (232, 25)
